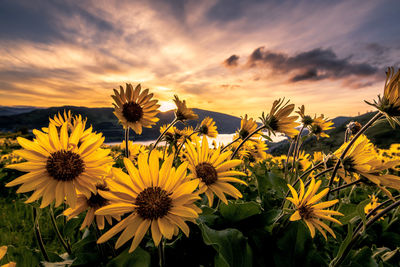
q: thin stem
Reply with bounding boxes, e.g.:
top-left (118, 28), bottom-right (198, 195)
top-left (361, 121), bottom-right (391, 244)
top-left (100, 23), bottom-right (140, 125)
top-left (230, 125), bottom-right (267, 160)
top-left (174, 131), bottom-right (199, 160)
top-left (92, 222), bottom-right (106, 261)
top-left (292, 125), bottom-right (305, 166)
top-left (329, 179), bottom-right (363, 193)
top-left (124, 128), bottom-right (130, 158)
top-left (158, 238), bottom-right (165, 267)
top-left (33, 207), bottom-right (49, 261)
top-left (49, 206), bottom-right (72, 255)
top-left (149, 118), bottom-right (179, 160)
top-left (327, 112), bottom-right (382, 199)
top-left (221, 137), bottom-right (240, 152)
top-left (332, 199), bottom-right (400, 267)
top-left (284, 139), bottom-right (295, 180)
top-left (344, 129), bottom-right (350, 143)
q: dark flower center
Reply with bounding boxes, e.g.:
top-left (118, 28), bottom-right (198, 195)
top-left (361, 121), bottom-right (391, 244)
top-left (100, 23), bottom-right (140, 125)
top-left (122, 102), bottom-right (143, 123)
top-left (342, 157), bottom-right (356, 172)
top-left (302, 115), bottom-right (314, 126)
top-left (269, 116), bottom-right (279, 131)
top-left (299, 205), bottom-right (313, 220)
top-left (311, 124), bottom-right (322, 135)
top-left (87, 184), bottom-right (110, 209)
top-left (239, 129), bottom-right (249, 139)
top-left (135, 187), bottom-right (172, 220)
top-left (199, 125), bottom-right (209, 135)
top-left (196, 162), bottom-right (218, 185)
top-left (46, 150), bottom-right (84, 181)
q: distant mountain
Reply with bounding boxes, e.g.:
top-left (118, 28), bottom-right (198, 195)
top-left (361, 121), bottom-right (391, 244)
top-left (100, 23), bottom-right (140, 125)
top-left (0, 106), bottom-right (242, 142)
top-left (0, 106), bottom-right (41, 116)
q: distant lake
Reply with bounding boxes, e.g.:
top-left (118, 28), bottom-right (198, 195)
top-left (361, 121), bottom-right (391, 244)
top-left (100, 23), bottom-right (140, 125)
top-left (105, 133), bottom-right (287, 146)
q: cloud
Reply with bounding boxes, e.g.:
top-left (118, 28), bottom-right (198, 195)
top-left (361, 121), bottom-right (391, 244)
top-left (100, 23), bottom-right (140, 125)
top-left (223, 55), bottom-right (239, 67)
top-left (246, 47), bottom-right (378, 86)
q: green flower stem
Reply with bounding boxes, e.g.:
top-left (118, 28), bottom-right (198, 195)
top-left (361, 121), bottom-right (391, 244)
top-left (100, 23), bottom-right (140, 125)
top-left (326, 112), bottom-right (382, 199)
top-left (49, 206), bottom-right (72, 255)
top-left (331, 199), bottom-right (400, 267)
top-left (283, 139), bottom-right (295, 181)
top-left (158, 238), bottom-right (166, 267)
top-left (230, 125), bottom-right (267, 160)
top-left (124, 128), bottom-right (130, 158)
top-left (329, 179), bottom-right (362, 193)
top-left (33, 207), bottom-right (49, 262)
top-left (149, 118), bottom-right (179, 160)
top-left (174, 130), bottom-right (199, 160)
top-left (221, 137), bottom-right (240, 152)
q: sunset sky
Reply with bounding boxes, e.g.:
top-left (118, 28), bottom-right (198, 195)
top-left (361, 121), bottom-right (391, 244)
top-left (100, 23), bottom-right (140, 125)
top-left (0, 0), bottom-right (399, 118)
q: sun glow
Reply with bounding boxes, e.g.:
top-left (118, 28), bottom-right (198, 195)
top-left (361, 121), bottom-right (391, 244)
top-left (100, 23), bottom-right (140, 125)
top-left (158, 101), bottom-right (176, 112)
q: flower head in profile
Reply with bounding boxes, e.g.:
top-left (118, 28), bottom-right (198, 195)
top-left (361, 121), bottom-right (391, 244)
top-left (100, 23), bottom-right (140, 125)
top-left (310, 115), bottom-right (334, 139)
top-left (287, 178), bottom-right (343, 240)
top-left (173, 95), bottom-right (198, 121)
top-left (237, 115), bottom-right (259, 139)
top-left (95, 152), bottom-right (201, 252)
top-left (233, 137), bottom-right (268, 163)
top-left (261, 98), bottom-right (300, 138)
top-left (334, 135), bottom-right (400, 198)
top-left (366, 67), bottom-right (400, 127)
top-left (112, 84), bottom-right (160, 134)
top-left (6, 121), bottom-right (112, 208)
top-left (64, 179), bottom-right (121, 230)
top-left (346, 121), bottom-right (362, 136)
top-left (198, 117), bottom-right (218, 138)
top-left (296, 105), bottom-right (314, 126)
top-left (184, 136), bottom-right (247, 206)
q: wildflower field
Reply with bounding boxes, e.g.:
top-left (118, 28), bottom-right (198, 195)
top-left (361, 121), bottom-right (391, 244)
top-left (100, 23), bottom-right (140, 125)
top-left (1, 69), bottom-right (400, 267)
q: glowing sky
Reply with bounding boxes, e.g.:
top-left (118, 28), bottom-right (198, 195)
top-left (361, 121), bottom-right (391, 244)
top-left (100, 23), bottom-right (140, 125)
top-left (0, 0), bottom-right (399, 118)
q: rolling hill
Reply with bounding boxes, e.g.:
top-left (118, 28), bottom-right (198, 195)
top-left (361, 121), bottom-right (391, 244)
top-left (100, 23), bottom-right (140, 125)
top-left (0, 106), bottom-right (242, 142)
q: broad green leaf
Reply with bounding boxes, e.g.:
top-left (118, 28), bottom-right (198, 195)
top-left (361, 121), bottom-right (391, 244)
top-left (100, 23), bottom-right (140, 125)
top-left (199, 223), bottom-right (252, 267)
top-left (219, 200), bottom-right (262, 222)
top-left (106, 247), bottom-right (151, 267)
top-left (330, 223), bottom-right (353, 267)
top-left (357, 199), bottom-right (372, 233)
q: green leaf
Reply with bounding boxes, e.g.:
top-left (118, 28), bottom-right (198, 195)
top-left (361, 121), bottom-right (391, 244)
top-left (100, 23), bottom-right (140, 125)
top-left (330, 223), bottom-right (354, 267)
top-left (106, 247), bottom-right (151, 267)
top-left (357, 199), bottom-right (372, 232)
top-left (255, 170), bottom-right (287, 198)
top-left (199, 223), bottom-right (252, 267)
top-left (339, 203), bottom-right (358, 224)
top-left (219, 200), bottom-right (262, 222)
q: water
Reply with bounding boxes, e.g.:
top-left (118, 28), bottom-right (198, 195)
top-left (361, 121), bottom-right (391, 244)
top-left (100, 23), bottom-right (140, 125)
top-left (105, 133), bottom-right (287, 146)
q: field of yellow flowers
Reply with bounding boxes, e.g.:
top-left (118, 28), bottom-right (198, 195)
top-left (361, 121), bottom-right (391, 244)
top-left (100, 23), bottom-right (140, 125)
top-left (1, 68), bottom-right (400, 267)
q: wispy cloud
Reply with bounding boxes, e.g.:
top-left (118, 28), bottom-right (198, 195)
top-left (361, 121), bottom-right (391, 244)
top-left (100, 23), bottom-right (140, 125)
top-left (0, 0), bottom-right (399, 118)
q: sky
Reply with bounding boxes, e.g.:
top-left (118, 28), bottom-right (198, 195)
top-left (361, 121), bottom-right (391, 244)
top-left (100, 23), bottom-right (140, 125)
top-left (0, 0), bottom-right (399, 119)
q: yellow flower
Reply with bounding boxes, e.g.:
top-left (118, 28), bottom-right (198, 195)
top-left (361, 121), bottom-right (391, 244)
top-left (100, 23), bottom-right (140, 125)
top-left (112, 84), bottom-right (160, 134)
top-left (346, 121), bottom-right (362, 136)
top-left (173, 95), bottom-right (198, 121)
top-left (237, 115), bottom-right (259, 139)
top-left (6, 121), bottom-right (112, 208)
top-left (0, 246), bottom-right (16, 267)
top-left (261, 98), bottom-right (300, 138)
top-left (366, 68), bottom-right (400, 127)
top-left (199, 117), bottom-right (218, 138)
top-left (310, 115), bottom-right (334, 139)
top-left (64, 178), bottom-right (121, 230)
top-left (287, 178), bottom-right (343, 240)
top-left (184, 136), bottom-right (247, 206)
top-left (95, 152), bottom-right (201, 252)
top-left (120, 141), bottom-right (148, 162)
top-left (334, 135), bottom-right (400, 198)
top-left (49, 110), bottom-right (73, 127)
top-left (232, 137), bottom-right (268, 163)
top-left (296, 105), bottom-right (314, 126)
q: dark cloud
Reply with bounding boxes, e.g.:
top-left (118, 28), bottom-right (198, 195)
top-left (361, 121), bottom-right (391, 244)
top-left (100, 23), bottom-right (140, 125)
top-left (0, 0), bottom-right (119, 43)
top-left (223, 55), bottom-right (239, 67)
top-left (206, 0), bottom-right (266, 22)
top-left (247, 47), bottom-right (378, 84)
